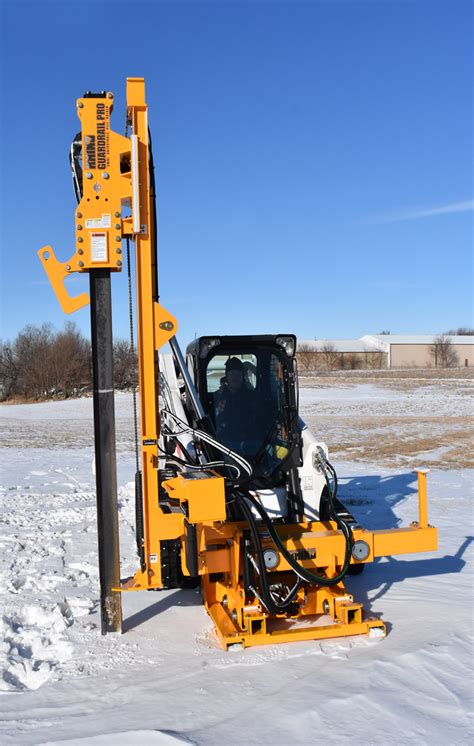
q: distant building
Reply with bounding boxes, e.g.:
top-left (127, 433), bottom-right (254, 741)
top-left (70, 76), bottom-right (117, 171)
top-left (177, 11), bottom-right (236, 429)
top-left (361, 335), bottom-right (474, 368)
top-left (297, 335), bottom-right (473, 370)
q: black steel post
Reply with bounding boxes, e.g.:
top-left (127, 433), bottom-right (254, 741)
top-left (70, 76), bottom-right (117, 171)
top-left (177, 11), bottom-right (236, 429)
top-left (90, 269), bottom-right (122, 634)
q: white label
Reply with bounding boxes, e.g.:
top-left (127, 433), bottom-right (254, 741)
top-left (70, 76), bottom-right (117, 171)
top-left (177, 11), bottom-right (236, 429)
top-left (85, 213), bottom-right (111, 229)
top-left (148, 553), bottom-right (158, 563)
top-left (91, 232), bottom-right (108, 262)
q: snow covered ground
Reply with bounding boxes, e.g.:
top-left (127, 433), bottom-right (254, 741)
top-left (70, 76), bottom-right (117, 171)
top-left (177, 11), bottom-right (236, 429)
top-left (0, 385), bottom-right (472, 745)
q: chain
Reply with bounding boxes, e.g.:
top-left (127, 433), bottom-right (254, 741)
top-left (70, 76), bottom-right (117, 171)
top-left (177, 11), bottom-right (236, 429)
top-left (126, 237), bottom-right (140, 474)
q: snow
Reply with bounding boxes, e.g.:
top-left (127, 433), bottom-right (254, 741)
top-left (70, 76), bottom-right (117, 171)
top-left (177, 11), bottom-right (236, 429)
top-left (0, 389), bottom-right (472, 745)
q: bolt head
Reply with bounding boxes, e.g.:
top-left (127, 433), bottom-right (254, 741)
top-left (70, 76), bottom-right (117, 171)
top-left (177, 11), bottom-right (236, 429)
top-left (114, 211), bottom-right (121, 218)
top-left (116, 248), bottom-right (122, 254)
top-left (78, 249), bottom-right (84, 255)
top-left (78, 102), bottom-right (84, 108)
top-left (85, 172), bottom-right (93, 179)
top-left (116, 260), bottom-right (122, 267)
top-left (115, 236), bottom-right (121, 242)
top-left (107, 92), bottom-right (114, 99)
top-left (77, 237), bottom-right (83, 243)
top-left (115, 223), bottom-right (121, 230)
top-left (102, 172), bottom-right (109, 179)
top-left (77, 224), bottom-right (83, 230)
top-left (66, 265), bottom-right (71, 271)
top-left (77, 212), bottom-right (82, 218)
top-left (78, 261), bottom-right (84, 268)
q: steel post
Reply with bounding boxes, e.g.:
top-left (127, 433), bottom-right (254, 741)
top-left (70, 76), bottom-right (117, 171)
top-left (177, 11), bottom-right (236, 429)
top-left (90, 269), bottom-right (122, 634)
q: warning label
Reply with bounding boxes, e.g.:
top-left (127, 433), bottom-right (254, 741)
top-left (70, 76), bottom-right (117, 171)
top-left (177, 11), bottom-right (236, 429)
top-left (91, 233), bottom-right (108, 262)
top-left (85, 214), bottom-right (111, 229)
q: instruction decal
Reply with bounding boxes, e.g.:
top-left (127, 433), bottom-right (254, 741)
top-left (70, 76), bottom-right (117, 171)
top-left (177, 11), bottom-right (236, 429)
top-left (90, 232), bottom-right (108, 262)
top-left (86, 214), bottom-right (111, 229)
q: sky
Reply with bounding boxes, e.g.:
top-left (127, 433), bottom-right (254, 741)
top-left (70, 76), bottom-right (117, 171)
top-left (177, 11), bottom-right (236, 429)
top-left (0, 0), bottom-right (472, 347)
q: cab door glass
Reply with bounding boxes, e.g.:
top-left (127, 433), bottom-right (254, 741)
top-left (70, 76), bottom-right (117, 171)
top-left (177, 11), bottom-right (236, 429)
top-left (205, 350), bottom-right (290, 476)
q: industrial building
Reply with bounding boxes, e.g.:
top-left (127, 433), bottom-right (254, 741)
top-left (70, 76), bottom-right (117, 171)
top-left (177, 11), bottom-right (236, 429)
top-left (297, 335), bottom-right (473, 370)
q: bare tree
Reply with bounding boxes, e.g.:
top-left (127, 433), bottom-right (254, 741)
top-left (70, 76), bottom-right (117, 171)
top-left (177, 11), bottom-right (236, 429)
top-left (0, 342), bottom-right (19, 401)
top-left (4, 322), bottom-right (90, 400)
top-left (366, 350), bottom-right (386, 370)
top-left (14, 323), bottom-right (56, 399)
top-left (444, 327), bottom-right (474, 336)
top-left (296, 343), bottom-right (318, 374)
top-left (430, 335), bottom-right (459, 368)
top-left (320, 342), bottom-right (340, 371)
top-left (113, 338), bottom-right (137, 389)
top-left (344, 352), bottom-right (363, 370)
top-left (51, 321), bottom-right (90, 397)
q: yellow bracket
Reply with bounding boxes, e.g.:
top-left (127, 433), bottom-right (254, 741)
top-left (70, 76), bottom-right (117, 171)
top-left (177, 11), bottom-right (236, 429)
top-left (38, 245), bottom-right (89, 314)
top-left (154, 302), bottom-right (178, 349)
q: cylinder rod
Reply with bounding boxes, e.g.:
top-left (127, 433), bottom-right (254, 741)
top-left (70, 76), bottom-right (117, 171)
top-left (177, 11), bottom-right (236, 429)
top-left (90, 269), bottom-right (122, 634)
top-left (169, 335), bottom-right (206, 420)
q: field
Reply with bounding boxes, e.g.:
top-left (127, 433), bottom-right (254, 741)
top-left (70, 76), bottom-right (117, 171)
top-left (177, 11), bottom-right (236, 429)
top-left (0, 374), bottom-right (472, 745)
top-left (300, 369), bottom-right (473, 469)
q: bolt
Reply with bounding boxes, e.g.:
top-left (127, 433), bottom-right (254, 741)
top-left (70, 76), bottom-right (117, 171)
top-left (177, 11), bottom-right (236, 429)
top-left (66, 265), bottom-right (71, 271)
top-left (148, 569), bottom-right (153, 577)
top-left (222, 595), bottom-right (228, 609)
top-left (115, 223), bottom-right (121, 230)
top-left (107, 92), bottom-right (114, 99)
top-left (85, 172), bottom-right (93, 179)
top-left (102, 172), bottom-right (109, 179)
top-left (159, 321), bottom-right (174, 331)
top-left (77, 212), bottom-right (82, 218)
top-left (77, 224), bottom-right (83, 230)
top-left (115, 236), bottom-right (121, 242)
top-left (114, 211), bottom-right (121, 218)
top-left (78, 102), bottom-right (84, 108)
top-left (78, 261), bottom-right (84, 268)
top-left (78, 249), bottom-right (84, 255)
top-left (77, 237), bottom-right (83, 243)
top-left (323, 600), bottom-right (330, 614)
top-left (116, 248), bottom-right (122, 254)
top-left (116, 260), bottom-right (122, 267)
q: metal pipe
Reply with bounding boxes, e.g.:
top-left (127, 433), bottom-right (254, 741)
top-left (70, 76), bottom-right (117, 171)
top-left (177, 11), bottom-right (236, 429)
top-left (169, 335), bottom-right (206, 421)
top-left (90, 270), bottom-right (122, 634)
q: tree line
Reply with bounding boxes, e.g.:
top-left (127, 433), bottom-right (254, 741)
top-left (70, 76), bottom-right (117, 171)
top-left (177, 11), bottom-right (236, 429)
top-left (0, 322), bottom-right (137, 401)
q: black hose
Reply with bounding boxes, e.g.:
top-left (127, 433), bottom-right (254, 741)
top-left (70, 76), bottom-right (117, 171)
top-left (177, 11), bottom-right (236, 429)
top-left (242, 463), bottom-right (354, 588)
top-left (236, 492), bottom-right (300, 614)
top-left (148, 128), bottom-right (159, 302)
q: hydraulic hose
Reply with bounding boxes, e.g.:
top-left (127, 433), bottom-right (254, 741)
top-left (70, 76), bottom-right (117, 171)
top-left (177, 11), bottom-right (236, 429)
top-left (242, 466), bottom-right (354, 588)
top-left (236, 492), bottom-right (301, 614)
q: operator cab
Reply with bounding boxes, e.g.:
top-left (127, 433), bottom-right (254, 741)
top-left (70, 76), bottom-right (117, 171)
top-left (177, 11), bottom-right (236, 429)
top-left (186, 335), bottom-right (303, 486)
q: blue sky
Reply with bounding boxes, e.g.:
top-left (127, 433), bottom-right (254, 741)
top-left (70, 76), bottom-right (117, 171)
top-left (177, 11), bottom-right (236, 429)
top-left (1, 0), bottom-right (472, 346)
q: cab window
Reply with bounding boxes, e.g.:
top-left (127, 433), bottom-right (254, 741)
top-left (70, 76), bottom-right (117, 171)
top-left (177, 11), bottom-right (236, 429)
top-left (205, 350), bottom-right (290, 476)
